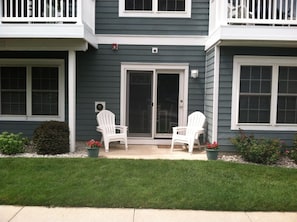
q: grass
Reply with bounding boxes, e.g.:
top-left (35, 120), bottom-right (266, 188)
top-left (0, 158), bottom-right (296, 211)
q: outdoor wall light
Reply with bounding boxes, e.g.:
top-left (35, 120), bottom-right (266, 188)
top-left (191, 69), bottom-right (199, 78)
top-left (112, 43), bottom-right (119, 51)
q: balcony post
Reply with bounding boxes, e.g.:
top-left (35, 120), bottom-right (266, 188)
top-left (220, 0), bottom-right (228, 26)
top-left (77, 0), bottom-right (82, 24)
top-left (68, 50), bottom-right (76, 153)
top-left (0, 1), bottom-right (2, 24)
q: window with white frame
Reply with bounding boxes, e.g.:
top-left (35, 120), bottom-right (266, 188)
top-left (231, 56), bottom-right (297, 131)
top-left (119, 0), bottom-right (191, 18)
top-left (0, 59), bottom-right (65, 121)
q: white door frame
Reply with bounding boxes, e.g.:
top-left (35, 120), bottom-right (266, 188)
top-left (120, 62), bottom-right (189, 144)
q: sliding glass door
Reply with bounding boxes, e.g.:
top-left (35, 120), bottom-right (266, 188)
top-left (126, 69), bottom-right (184, 138)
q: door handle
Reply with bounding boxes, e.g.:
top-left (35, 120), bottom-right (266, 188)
top-left (179, 100), bottom-right (183, 107)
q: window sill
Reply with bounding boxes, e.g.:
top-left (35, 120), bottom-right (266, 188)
top-left (119, 11), bottom-right (191, 18)
top-left (231, 124), bottom-right (297, 131)
top-left (0, 115), bottom-right (65, 122)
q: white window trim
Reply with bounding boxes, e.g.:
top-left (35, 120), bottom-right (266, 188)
top-left (120, 63), bottom-right (189, 137)
top-left (0, 59), bottom-right (65, 122)
top-left (119, 0), bottom-right (192, 18)
top-left (231, 56), bottom-right (297, 131)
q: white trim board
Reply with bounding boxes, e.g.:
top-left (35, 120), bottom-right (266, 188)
top-left (120, 62), bottom-right (189, 140)
top-left (97, 34), bottom-right (207, 46)
top-left (212, 46), bottom-right (220, 143)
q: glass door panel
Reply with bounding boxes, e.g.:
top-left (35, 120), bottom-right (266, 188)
top-left (127, 71), bottom-right (153, 137)
top-left (156, 74), bottom-right (179, 137)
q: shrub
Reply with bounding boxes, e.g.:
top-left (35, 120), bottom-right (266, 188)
top-left (33, 121), bottom-right (69, 155)
top-left (230, 130), bottom-right (254, 158)
top-left (287, 134), bottom-right (297, 164)
top-left (0, 132), bottom-right (27, 155)
top-left (287, 148), bottom-right (297, 164)
top-left (231, 130), bottom-right (281, 165)
top-left (293, 134), bottom-right (297, 148)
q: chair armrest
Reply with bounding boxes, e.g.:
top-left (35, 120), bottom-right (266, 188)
top-left (187, 127), bottom-right (204, 134)
top-left (185, 127), bottom-right (205, 140)
top-left (96, 126), bottom-right (103, 132)
top-left (172, 126), bottom-right (187, 134)
top-left (115, 125), bottom-right (128, 133)
top-left (173, 127), bottom-right (204, 136)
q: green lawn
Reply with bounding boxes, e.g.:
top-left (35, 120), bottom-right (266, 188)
top-left (0, 158), bottom-right (296, 211)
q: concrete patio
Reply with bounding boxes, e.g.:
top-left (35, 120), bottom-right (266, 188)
top-left (77, 142), bottom-right (208, 160)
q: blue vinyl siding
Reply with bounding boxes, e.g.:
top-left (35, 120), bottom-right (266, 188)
top-left (0, 122), bottom-right (41, 138)
top-left (76, 45), bottom-right (206, 140)
top-left (218, 46), bottom-right (297, 150)
top-left (95, 0), bottom-right (209, 35)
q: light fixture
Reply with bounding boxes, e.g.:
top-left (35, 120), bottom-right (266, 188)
top-left (112, 43), bottom-right (119, 51)
top-left (191, 69), bottom-right (199, 78)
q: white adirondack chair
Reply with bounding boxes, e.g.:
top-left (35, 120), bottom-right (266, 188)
top-left (171, 111), bottom-right (206, 153)
top-left (96, 110), bottom-right (128, 152)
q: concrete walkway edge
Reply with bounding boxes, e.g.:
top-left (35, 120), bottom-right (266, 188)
top-left (1, 206), bottom-right (297, 222)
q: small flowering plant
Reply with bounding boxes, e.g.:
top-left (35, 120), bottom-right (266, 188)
top-left (206, 141), bottom-right (219, 150)
top-left (86, 139), bottom-right (102, 149)
top-left (286, 148), bottom-right (297, 164)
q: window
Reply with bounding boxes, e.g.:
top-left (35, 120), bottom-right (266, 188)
top-left (158, 0), bottom-right (185, 11)
top-left (32, 67), bottom-right (59, 115)
top-left (277, 66), bottom-right (297, 123)
top-left (119, 0), bottom-right (191, 18)
top-left (231, 56), bottom-right (297, 131)
top-left (1, 67), bottom-right (26, 115)
top-left (0, 59), bottom-right (64, 121)
top-left (125, 0), bottom-right (152, 10)
top-left (238, 66), bottom-right (272, 123)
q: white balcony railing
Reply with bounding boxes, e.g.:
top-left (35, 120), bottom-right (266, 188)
top-left (0, 0), bottom-right (95, 29)
top-left (210, 0), bottom-right (297, 33)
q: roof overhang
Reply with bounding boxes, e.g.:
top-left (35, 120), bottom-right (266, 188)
top-left (0, 38), bottom-right (89, 51)
top-left (205, 26), bottom-right (297, 50)
top-left (0, 24), bottom-right (98, 50)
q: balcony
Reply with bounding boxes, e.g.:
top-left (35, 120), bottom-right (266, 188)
top-left (0, 0), bottom-right (97, 49)
top-left (207, 0), bottom-right (297, 49)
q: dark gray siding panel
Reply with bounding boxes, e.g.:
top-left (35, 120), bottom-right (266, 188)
top-left (0, 51), bottom-right (68, 138)
top-left (96, 0), bottom-right (209, 35)
top-left (0, 122), bottom-right (41, 138)
top-left (76, 45), bottom-right (206, 140)
top-left (218, 47), bottom-right (297, 150)
top-left (205, 47), bottom-right (215, 142)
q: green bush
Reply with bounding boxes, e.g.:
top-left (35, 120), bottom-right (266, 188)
top-left (287, 134), bottom-right (297, 164)
top-left (33, 121), bottom-right (69, 155)
top-left (287, 149), bottom-right (297, 164)
top-left (0, 132), bottom-right (27, 155)
top-left (230, 130), bottom-right (254, 157)
top-left (231, 130), bottom-right (281, 165)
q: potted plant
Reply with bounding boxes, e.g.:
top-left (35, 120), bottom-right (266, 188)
top-left (206, 141), bottom-right (219, 160)
top-left (86, 139), bottom-right (102, 158)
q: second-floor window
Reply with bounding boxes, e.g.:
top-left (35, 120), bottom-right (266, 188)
top-left (119, 0), bottom-right (191, 18)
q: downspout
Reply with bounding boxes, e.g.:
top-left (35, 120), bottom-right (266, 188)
top-left (68, 50), bottom-right (76, 152)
